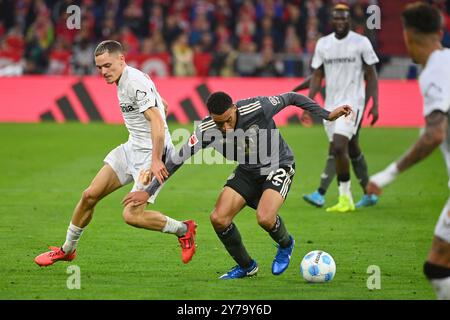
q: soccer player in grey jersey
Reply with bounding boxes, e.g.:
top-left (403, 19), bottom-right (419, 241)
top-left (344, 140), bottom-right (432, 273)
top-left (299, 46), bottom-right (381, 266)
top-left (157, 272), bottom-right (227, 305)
top-left (123, 91), bottom-right (351, 279)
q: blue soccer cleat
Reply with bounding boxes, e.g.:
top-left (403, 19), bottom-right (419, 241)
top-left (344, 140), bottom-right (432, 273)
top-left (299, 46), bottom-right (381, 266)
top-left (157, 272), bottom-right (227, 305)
top-left (219, 260), bottom-right (258, 280)
top-left (355, 194), bottom-right (379, 208)
top-left (272, 236), bottom-right (295, 275)
top-left (302, 190), bottom-right (325, 208)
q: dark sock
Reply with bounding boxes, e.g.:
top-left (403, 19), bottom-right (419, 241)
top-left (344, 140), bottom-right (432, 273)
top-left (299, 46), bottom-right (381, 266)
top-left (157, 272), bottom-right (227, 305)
top-left (216, 223), bottom-right (253, 269)
top-left (351, 153), bottom-right (369, 193)
top-left (424, 261), bottom-right (450, 279)
top-left (318, 155), bottom-right (336, 196)
top-left (337, 173), bottom-right (350, 183)
top-left (268, 215), bottom-right (292, 248)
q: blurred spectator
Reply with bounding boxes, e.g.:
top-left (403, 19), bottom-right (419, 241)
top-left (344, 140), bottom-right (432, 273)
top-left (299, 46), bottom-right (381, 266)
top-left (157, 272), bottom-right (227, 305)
top-left (72, 37), bottom-right (95, 75)
top-left (163, 15), bottom-right (184, 48)
top-left (172, 33), bottom-right (195, 76)
top-left (48, 38), bottom-right (71, 75)
top-left (123, 0), bottom-right (145, 36)
top-left (0, 0), bottom-right (385, 77)
top-left (120, 26), bottom-right (140, 55)
top-left (254, 16), bottom-right (283, 52)
top-left (189, 13), bottom-right (211, 47)
top-left (255, 46), bottom-right (283, 77)
top-left (235, 3), bottom-right (256, 45)
top-left (236, 39), bottom-right (259, 76)
top-left (209, 41), bottom-right (238, 77)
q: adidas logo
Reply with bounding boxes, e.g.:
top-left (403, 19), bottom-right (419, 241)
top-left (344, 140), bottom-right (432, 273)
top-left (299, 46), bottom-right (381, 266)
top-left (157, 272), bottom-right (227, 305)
top-left (40, 81), bottom-right (103, 122)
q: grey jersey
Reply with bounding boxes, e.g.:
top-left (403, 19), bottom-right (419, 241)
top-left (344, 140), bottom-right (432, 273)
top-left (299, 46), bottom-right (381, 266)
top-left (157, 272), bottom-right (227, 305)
top-left (145, 92), bottom-right (330, 195)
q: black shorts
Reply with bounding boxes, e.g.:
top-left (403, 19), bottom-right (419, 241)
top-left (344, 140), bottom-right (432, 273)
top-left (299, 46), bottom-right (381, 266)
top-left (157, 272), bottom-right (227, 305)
top-left (224, 164), bottom-right (296, 210)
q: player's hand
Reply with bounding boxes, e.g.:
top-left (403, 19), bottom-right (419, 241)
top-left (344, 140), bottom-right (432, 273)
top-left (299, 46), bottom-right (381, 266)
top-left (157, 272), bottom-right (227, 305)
top-left (300, 111), bottom-right (314, 128)
top-left (122, 191), bottom-right (150, 207)
top-left (366, 180), bottom-right (382, 196)
top-left (328, 105), bottom-right (352, 121)
top-left (151, 159), bottom-right (169, 185)
top-left (368, 104), bottom-right (379, 126)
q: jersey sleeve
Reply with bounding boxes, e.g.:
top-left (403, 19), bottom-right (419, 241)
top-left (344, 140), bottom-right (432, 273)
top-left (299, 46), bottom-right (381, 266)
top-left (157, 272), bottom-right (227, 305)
top-left (361, 37), bottom-right (379, 66)
top-left (311, 38), bottom-right (324, 69)
top-left (144, 124), bottom-right (208, 196)
top-left (260, 95), bottom-right (288, 120)
top-left (420, 70), bottom-right (450, 117)
top-left (281, 92), bottom-right (330, 119)
top-left (261, 93), bottom-right (330, 121)
top-left (127, 78), bottom-right (157, 113)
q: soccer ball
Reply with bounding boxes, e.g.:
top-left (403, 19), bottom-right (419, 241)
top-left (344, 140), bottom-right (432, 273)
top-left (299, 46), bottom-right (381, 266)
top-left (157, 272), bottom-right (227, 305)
top-left (300, 250), bottom-right (336, 283)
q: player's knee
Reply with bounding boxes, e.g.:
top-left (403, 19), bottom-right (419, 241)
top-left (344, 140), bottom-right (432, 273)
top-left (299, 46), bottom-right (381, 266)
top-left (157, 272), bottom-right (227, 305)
top-left (210, 209), bottom-right (231, 230)
top-left (333, 143), bottom-right (348, 158)
top-left (81, 188), bottom-right (101, 208)
top-left (256, 210), bottom-right (275, 230)
top-left (122, 205), bottom-right (141, 227)
top-left (348, 144), bottom-right (361, 159)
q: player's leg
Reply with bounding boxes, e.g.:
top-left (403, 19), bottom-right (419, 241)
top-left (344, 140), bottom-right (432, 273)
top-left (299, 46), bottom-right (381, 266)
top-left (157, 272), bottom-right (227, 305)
top-left (326, 132), bottom-right (355, 212)
top-left (349, 134), bottom-right (378, 208)
top-left (35, 164), bottom-right (123, 266)
top-left (214, 168), bottom-right (260, 279)
top-left (303, 142), bottom-right (335, 208)
top-left (259, 165), bottom-right (295, 275)
top-left (424, 200), bottom-right (450, 300)
top-left (213, 186), bottom-right (258, 279)
top-left (122, 202), bottom-right (196, 263)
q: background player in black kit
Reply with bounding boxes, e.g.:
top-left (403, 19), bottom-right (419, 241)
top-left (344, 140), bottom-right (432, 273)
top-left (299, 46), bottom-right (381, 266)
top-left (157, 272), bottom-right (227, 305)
top-left (123, 91), bottom-right (351, 279)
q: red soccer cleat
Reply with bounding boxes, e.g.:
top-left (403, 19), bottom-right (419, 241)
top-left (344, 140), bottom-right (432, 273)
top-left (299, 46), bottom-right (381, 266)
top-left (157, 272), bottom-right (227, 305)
top-left (178, 220), bottom-right (197, 264)
top-left (34, 246), bottom-right (76, 267)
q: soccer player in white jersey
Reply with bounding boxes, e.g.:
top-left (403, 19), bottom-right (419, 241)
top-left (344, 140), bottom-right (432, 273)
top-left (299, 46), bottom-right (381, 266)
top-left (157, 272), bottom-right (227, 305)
top-left (302, 3), bottom-right (380, 212)
top-left (367, 3), bottom-right (450, 299)
top-left (34, 40), bottom-right (197, 266)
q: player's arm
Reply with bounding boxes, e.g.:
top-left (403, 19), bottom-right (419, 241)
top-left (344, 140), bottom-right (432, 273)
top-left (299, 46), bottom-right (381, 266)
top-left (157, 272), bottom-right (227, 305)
top-left (308, 67), bottom-right (324, 100)
top-left (162, 98), bottom-right (168, 116)
top-left (292, 74), bottom-right (312, 92)
top-left (368, 111), bottom-right (447, 194)
top-left (364, 62), bottom-right (379, 125)
top-left (122, 127), bottom-right (206, 206)
top-left (279, 92), bottom-right (351, 121)
top-left (143, 108), bottom-right (169, 185)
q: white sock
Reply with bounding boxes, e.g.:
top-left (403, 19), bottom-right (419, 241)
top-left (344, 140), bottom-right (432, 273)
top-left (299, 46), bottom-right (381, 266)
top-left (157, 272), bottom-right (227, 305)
top-left (338, 180), bottom-right (352, 197)
top-left (62, 223), bottom-right (84, 254)
top-left (162, 216), bottom-right (187, 237)
top-left (430, 277), bottom-right (450, 300)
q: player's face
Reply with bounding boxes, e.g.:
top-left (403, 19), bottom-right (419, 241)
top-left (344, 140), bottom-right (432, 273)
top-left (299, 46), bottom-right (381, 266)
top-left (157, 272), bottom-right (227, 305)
top-left (403, 28), bottom-right (419, 63)
top-left (332, 11), bottom-right (350, 38)
top-left (211, 105), bottom-right (237, 133)
top-left (95, 52), bottom-right (125, 84)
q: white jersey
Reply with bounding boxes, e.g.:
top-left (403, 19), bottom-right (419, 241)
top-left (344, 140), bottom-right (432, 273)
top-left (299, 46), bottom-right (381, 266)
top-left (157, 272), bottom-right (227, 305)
top-left (311, 31), bottom-right (379, 111)
top-left (419, 49), bottom-right (450, 188)
top-left (117, 65), bottom-right (171, 151)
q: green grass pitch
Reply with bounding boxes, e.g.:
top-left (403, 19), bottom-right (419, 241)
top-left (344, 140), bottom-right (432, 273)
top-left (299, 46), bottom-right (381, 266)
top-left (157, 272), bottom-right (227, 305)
top-left (0, 122), bottom-right (447, 300)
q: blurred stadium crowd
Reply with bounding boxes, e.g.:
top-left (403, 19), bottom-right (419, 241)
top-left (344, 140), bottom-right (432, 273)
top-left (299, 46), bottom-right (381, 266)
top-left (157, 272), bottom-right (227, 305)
top-left (0, 0), bottom-right (449, 77)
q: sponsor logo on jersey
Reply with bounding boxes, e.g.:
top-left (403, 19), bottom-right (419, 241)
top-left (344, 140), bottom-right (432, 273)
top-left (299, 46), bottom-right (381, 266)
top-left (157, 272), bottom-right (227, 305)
top-left (135, 89), bottom-right (151, 108)
top-left (424, 82), bottom-right (443, 105)
top-left (324, 57), bottom-right (356, 65)
top-left (268, 96), bottom-right (281, 106)
top-left (135, 90), bottom-right (147, 100)
top-left (120, 103), bottom-right (135, 112)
